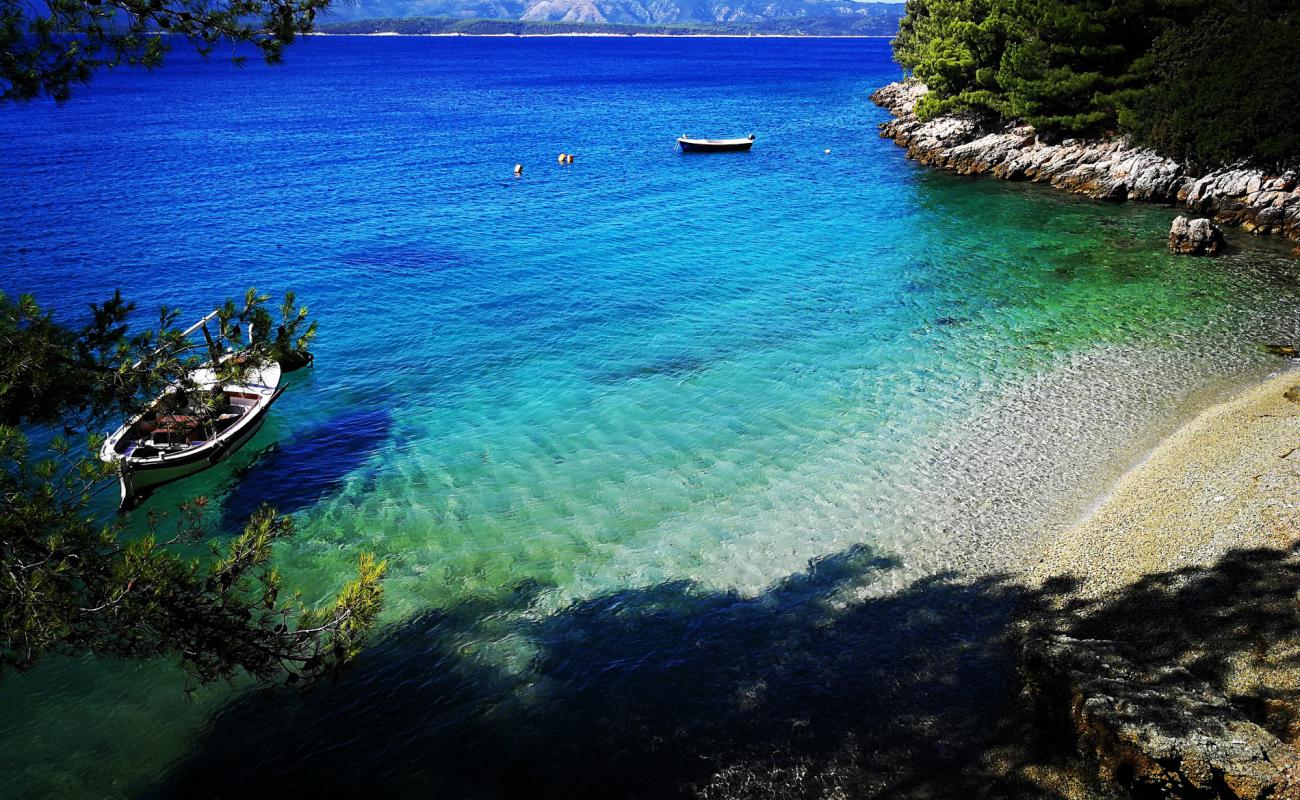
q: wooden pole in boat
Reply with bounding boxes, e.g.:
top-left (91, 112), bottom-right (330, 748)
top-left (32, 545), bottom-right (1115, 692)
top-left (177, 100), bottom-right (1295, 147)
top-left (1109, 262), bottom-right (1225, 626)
top-left (130, 309), bottom-right (221, 370)
top-left (200, 322), bottom-right (221, 365)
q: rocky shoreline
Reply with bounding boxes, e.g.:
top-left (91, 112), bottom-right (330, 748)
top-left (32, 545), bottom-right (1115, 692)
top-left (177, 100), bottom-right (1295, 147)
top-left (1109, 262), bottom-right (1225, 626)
top-left (1021, 369), bottom-right (1300, 798)
top-left (871, 81), bottom-right (1300, 247)
top-left (863, 78), bottom-right (1300, 797)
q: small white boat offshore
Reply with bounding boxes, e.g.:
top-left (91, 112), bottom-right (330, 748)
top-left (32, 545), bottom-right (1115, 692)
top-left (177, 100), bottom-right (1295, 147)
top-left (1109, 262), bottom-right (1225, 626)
top-left (100, 311), bottom-right (286, 508)
top-left (677, 134), bottom-right (756, 153)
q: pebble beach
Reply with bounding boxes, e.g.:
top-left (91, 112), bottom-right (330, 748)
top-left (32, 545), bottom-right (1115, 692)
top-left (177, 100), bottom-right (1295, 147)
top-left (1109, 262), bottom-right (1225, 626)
top-left (1034, 367), bottom-right (1300, 596)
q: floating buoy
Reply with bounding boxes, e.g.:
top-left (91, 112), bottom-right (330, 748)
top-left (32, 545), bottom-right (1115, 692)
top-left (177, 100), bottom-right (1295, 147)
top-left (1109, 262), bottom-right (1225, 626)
top-left (514, 164), bottom-right (523, 176)
top-left (557, 153), bottom-right (567, 164)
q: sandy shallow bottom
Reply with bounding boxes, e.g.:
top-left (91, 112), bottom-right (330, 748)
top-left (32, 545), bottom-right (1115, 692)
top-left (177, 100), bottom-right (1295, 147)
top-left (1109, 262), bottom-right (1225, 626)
top-left (1032, 366), bottom-right (1300, 596)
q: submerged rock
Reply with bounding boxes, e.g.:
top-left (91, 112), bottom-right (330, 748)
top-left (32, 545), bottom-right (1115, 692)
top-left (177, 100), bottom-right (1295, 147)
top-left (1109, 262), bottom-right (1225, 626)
top-left (1021, 633), bottom-right (1300, 800)
top-left (870, 80), bottom-right (1300, 247)
top-left (1169, 215), bottom-right (1227, 255)
top-left (1265, 344), bottom-right (1299, 358)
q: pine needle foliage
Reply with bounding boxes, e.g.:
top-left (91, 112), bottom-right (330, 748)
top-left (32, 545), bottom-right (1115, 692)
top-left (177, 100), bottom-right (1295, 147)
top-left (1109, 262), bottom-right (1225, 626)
top-left (892, 0), bottom-right (1300, 165)
top-left (893, 0), bottom-right (1011, 120)
top-left (1117, 0), bottom-right (1300, 168)
top-left (0, 290), bottom-right (385, 688)
top-left (1, 0), bottom-right (331, 102)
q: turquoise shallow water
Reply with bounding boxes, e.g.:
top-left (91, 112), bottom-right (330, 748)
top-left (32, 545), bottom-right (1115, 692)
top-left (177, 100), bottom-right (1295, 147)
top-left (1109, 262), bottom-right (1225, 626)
top-left (3, 36), bottom-right (1300, 797)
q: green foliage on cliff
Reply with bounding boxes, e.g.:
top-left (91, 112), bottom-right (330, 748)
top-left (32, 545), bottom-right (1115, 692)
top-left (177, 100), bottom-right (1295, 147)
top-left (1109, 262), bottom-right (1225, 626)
top-left (892, 0), bottom-right (1010, 120)
top-left (993, 0), bottom-right (1171, 135)
top-left (1117, 1), bottom-right (1300, 166)
top-left (893, 0), bottom-right (1300, 165)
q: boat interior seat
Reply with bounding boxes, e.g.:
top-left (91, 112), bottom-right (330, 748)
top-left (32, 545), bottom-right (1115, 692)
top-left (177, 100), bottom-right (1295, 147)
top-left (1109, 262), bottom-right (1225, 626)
top-left (215, 406), bottom-right (245, 431)
top-left (126, 442), bottom-right (159, 458)
top-left (149, 430), bottom-right (189, 447)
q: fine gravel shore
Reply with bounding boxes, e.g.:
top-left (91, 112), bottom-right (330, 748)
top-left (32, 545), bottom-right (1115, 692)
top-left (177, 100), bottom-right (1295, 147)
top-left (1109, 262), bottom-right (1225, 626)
top-left (1032, 367), bottom-right (1300, 595)
top-left (1011, 368), bottom-right (1300, 798)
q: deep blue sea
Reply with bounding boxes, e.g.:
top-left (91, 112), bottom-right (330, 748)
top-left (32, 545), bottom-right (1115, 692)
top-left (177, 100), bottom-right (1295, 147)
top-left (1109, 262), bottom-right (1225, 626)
top-left (3, 35), bottom-right (1300, 798)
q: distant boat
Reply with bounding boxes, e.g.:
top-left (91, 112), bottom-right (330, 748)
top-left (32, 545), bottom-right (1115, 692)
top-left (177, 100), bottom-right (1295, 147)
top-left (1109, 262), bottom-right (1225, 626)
top-left (100, 310), bottom-right (285, 508)
top-left (677, 134), bottom-right (755, 153)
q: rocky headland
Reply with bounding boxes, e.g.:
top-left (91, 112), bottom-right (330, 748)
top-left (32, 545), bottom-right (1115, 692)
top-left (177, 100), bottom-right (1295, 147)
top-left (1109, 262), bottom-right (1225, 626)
top-left (871, 81), bottom-right (1300, 248)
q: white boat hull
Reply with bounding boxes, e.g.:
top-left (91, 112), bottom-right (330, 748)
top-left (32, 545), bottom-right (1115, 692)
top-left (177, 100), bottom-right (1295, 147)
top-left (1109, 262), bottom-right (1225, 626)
top-left (677, 135), bottom-right (755, 152)
top-left (101, 361), bottom-right (283, 508)
top-left (116, 409), bottom-right (269, 504)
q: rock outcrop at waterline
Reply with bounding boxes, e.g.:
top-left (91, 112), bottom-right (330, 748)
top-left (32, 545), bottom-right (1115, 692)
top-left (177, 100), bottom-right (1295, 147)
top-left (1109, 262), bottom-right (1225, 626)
top-left (1169, 215), bottom-right (1226, 255)
top-left (871, 81), bottom-right (1300, 245)
top-left (1022, 633), bottom-right (1300, 800)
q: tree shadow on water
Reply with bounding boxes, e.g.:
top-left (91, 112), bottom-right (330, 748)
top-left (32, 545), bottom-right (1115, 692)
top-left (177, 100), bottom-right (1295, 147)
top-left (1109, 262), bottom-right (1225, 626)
top-left (150, 545), bottom-right (1064, 799)
top-left (149, 542), bottom-right (1300, 799)
top-left (219, 408), bottom-right (391, 528)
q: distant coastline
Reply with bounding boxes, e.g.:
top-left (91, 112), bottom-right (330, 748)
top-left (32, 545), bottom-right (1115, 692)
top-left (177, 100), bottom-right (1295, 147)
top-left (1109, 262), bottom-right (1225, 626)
top-left (315, 14), bottom-right (903, 38)
top-left (308, 31), bottom-right (894, 38)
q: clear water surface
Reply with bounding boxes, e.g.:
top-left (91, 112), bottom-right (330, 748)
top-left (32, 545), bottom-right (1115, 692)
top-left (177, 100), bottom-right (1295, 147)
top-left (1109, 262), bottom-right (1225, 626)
top-left (2, 36), bottom-right (1299, 798)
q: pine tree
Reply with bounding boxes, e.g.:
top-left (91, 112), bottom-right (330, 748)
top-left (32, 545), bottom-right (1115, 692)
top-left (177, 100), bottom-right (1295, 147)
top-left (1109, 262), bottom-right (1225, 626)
top-left (995, 0), bottom-right (1177, 135)
top-left (1118, 0), bottom-right (1300, 166)
top-left (892, 0), bottom-right (1300, 164)
top-left (894, 0), bottom-right (1011, 120)
top-left (1, 0), bottom-right (331, 102)
top-left (0, 290), bottom-right (386, 687)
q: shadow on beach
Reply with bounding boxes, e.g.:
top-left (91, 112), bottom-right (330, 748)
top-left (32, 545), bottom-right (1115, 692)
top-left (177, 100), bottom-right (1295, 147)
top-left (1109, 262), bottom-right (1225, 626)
top-left (1051, 544), bottom-right (1300, 746)
top-left (147, 542), bottom-right (1300, 799)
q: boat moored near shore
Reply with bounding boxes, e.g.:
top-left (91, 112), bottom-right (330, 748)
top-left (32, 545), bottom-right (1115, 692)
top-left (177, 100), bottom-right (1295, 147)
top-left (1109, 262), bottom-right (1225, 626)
top-left (99, 310), bottom-right (287, 509)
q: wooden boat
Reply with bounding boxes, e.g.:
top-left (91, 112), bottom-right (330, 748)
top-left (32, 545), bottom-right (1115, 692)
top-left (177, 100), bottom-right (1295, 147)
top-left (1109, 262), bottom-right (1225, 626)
top-left (677, 134), bottom-right (755, 153)
top-left (99, 311), bottom-right (285, 508)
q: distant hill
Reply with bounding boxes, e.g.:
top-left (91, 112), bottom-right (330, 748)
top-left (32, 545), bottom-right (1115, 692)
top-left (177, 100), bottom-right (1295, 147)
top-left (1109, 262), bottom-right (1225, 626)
top-left (318, 13), bottom-right (902, 35)
top-left (319, 0), bottom-right (904, 33)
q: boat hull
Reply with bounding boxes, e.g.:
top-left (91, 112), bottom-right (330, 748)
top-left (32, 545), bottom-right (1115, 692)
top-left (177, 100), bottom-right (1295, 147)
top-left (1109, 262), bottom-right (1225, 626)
top-left (102, 362), bottom-right (284, 509)
top-left (116, 405), bottom-right (272, 506)
top-left (678, 138), bottom-right (754, 153)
